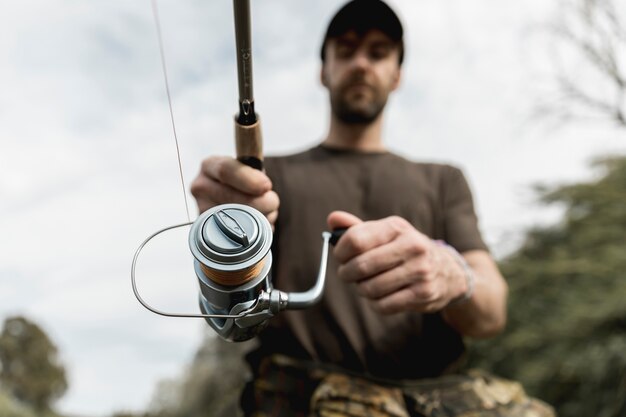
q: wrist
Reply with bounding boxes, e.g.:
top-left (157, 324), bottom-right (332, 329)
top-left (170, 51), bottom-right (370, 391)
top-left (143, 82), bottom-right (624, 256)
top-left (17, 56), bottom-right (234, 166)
top-left (433, 240), bottom-right (475, 307)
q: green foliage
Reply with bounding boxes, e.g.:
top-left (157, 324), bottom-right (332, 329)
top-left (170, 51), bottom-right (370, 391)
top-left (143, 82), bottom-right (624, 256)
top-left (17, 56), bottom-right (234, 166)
top-left (0, 389), bottom-right (38, 417)
top-left (468, 156), bottom-right (626, 417)
top-left (136, 331), bottom-right (252, 417)
top-left (0, 381), bottom-right (63, 417)
top-left (169, 334), bottom-right (250, 417)
top-left (0, 316), bottom-right (68, 412)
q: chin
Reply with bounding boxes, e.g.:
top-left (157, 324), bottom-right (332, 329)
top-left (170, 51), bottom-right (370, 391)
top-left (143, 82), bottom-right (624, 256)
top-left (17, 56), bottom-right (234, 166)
top-left (336, 110), bottom-right (379, 124)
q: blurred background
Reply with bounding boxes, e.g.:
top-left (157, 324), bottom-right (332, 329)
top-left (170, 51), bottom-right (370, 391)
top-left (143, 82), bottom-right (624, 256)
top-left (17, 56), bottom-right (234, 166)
top-left (0, 0), bottom-right (624, 416)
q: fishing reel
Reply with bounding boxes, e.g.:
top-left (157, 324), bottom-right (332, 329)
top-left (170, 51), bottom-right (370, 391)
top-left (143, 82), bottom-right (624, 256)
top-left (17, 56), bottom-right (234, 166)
top-left (138, 0), bottom-right (334, 342)
top-left (132, 203), bottom-right (332, 342)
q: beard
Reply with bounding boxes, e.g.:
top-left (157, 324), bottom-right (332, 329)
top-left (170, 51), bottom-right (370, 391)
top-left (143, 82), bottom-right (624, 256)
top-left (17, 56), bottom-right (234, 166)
top-left (330, 77), bottom-right (389, 124)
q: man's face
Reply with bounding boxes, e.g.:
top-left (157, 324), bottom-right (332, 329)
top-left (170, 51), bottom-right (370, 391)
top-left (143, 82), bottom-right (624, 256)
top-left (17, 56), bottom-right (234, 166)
top-left (321, 29), bottom-right (402, 124)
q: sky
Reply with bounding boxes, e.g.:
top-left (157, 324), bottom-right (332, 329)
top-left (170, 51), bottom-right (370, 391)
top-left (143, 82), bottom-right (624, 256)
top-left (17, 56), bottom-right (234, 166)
top-left (0, 0), bottom-right (624, 416)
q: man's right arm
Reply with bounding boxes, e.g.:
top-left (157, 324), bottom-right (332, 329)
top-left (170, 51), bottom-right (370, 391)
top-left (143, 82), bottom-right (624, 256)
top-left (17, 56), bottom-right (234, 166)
top-left (190, 156), bottom-right (280, 228)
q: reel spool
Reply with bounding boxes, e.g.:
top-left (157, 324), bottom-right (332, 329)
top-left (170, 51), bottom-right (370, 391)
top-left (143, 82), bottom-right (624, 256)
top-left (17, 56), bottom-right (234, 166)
top-left (131, 203), bottom-right (331, 342)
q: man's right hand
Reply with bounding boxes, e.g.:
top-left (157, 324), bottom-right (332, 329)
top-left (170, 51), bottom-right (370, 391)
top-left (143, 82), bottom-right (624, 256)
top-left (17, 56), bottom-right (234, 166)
top-left (190, 156), bottom-right (280, 228)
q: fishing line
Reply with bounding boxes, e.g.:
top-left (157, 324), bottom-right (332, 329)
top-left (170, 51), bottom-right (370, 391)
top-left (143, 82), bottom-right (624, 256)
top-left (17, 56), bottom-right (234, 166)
top-left (151, 0), bottom-right (191, 223)
top-left (134, 1), bottom-right (337, 342)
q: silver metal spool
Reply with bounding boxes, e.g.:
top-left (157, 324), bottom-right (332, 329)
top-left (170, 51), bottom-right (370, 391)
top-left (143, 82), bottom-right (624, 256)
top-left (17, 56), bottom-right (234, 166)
top-left (189, 203), bottom-right (273, 273)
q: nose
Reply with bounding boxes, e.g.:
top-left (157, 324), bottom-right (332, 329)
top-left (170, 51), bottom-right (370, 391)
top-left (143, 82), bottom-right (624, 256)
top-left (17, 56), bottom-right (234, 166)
top-left (349, 49), bottom-right (371, 72)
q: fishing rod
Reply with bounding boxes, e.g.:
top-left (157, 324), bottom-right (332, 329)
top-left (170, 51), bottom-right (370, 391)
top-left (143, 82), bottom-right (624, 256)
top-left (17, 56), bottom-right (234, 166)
top-left (132, 0), bottom-right (333, 342)
top-left (233, 0), bottom-right (263, 171)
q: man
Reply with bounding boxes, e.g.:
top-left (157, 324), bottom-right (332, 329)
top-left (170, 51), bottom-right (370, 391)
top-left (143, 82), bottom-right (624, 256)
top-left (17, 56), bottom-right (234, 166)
top-left (191, 1), bottom-right (553, 416)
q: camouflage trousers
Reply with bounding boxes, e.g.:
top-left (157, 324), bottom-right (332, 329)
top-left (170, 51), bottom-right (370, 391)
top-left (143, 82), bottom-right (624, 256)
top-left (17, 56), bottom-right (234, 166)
top-left (241, 355), bottom-right (555, 417)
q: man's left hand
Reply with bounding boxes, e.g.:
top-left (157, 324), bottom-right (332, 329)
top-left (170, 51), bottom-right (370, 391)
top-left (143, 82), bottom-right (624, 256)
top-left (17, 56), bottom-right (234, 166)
top-left (327, 211), bottom-right (468, 315)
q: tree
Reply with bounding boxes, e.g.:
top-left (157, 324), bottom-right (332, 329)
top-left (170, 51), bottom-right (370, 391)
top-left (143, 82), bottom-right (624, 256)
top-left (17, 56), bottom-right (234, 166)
top-left (0, 316), bottom-right (68, 411)
top-left (538, 0), bottom-right (626, 127)
top-left (145, 330), bottom-right (253, 417)
top-left (468, 156), bottom-right (626, 417)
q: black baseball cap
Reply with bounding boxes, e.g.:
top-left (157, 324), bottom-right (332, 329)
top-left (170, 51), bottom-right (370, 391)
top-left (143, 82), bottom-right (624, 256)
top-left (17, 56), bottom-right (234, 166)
top-left (320, 0), bottom-right (404, 64)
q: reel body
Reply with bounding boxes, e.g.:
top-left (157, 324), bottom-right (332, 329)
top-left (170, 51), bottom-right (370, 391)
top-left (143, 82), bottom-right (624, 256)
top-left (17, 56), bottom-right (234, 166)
top-left (190, 203), bottom-right (276, 341)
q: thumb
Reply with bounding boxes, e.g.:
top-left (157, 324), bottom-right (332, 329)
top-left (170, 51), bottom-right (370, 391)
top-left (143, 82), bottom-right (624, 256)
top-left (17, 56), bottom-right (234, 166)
top-left (327, 210), bottom-right (363, 231)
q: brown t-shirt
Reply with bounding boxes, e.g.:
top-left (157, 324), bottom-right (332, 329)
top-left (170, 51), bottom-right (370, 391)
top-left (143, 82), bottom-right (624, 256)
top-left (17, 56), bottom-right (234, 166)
top-left (253, 144), bottom-right (488, 379)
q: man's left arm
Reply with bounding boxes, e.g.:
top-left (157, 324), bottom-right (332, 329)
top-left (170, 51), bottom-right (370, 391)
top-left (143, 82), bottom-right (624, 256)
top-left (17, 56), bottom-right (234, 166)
top-left (440, 249), bottom-right (508, 338)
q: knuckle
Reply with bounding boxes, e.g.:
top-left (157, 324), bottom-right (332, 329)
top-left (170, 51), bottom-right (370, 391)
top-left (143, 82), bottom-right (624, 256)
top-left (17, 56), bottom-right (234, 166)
top-left (387, 215), bottom-right (409, 231)
top-left (202, 156), bottom-right (220, 175)
top-left (207, 181), bottom-right (227, 204)
top-left (214, 159), bottom-right (230, 182)
top-left (406, 234), bottom-right (429, 256)
top-left (199, 158), bottom-right (211, 174)
top-left (404, 240), bottom-right (422, 257)
top-left (353, 257), bottom-right (370, 277)
top-left (190, 176), bottom-right (204, 197)
top-left (408, 261), bottom-right (430, 279)
top-left (424, 286), bottom-right (436, 301)
top-left (347, 233), bottom-right (368, 254)
top-left (255, 173), bottom-right (272, 192)
top-left (415, 284), bottom-right (435, 302)
top-left (418, 263), bottom-right (433, 278)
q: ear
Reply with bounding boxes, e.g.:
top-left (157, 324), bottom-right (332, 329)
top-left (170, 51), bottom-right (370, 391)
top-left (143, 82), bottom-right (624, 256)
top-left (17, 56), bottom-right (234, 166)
top-left (391, 67), bottom-right (402, 91)
top-left (320, 66), bottom-right (328, 87)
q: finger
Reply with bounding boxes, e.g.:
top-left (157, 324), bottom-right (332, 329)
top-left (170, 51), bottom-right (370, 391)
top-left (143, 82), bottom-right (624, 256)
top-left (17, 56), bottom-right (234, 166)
top-left (354, 264), bottom-right (413, 299)
top-left (199, 179), bottom-right (279, 214)
top-left (202, 156), bottom-right (272, 196)
top-left (266, 210), bottom-right (278, 226)
top-left (338, 240), bottom-right (404, 283)
top-left (327, 210), bottom-right (363, 230)
top-left (255, 191), bottom-right (280, 216)
top-left (333, 217), bottom-right (407, 263)
top-left (370, 284), bottom-right (445, 315)
top-left (354, 257), bottom-right (431, 301)
top-left (191, 175), bottom-right (218, 213)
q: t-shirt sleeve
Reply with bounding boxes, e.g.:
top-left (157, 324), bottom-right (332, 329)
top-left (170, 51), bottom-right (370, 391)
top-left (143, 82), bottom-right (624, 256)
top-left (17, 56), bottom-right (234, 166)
top-left (442, 166), bottom-right (489, 253)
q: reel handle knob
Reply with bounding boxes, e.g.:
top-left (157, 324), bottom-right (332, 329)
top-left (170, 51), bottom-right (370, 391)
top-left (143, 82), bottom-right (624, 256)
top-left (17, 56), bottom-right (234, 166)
top-left (329, 228), bottom-right (347, 246)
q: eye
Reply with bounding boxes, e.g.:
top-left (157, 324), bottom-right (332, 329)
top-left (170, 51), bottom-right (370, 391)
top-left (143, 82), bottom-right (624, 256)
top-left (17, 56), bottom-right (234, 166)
top-left (335, 43), bottom-right (356, 59)
top-left (369, 45), bottom-right (392, 60)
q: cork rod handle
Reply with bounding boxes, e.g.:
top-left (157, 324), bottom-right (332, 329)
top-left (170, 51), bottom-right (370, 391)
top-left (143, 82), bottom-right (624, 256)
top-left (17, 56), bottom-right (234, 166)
top-left (235, 118), bottom-right (263, 170)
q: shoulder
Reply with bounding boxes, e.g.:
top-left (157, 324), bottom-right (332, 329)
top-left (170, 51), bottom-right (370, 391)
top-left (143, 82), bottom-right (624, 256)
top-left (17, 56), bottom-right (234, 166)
top-left (387, 155), bottom-right (475, 202)
top-left (266, 147), bottom-right (319, 165)
top-left (389, 153), bottom-right (466, 185)
top-left (264, 147), bottom-right (316, 178)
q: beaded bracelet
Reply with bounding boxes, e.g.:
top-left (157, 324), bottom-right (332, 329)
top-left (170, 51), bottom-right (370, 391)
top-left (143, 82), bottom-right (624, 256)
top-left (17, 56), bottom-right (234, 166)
top-left (434, 240), bottom-right (475, 306)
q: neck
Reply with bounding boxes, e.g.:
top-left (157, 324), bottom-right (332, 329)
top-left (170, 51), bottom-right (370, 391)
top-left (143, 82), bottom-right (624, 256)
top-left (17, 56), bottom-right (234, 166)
top-left (322, 112), bottom-right (386, 152)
